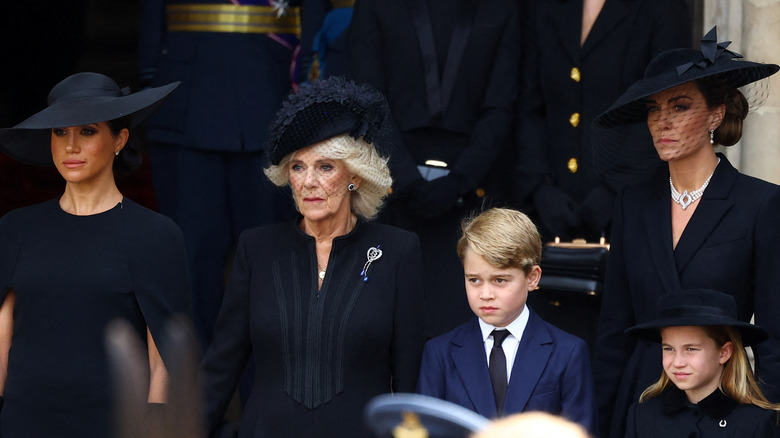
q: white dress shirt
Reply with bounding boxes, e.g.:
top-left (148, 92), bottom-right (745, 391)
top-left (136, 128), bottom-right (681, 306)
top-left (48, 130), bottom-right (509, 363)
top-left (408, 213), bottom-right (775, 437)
top-left (477, 305), bottom-right (529, 383)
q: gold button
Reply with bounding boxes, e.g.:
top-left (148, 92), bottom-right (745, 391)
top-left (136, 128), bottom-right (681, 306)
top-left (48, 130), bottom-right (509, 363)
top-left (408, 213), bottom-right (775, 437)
top-left (569, 112), bottom-right (580, 127)
top-left (475, 187), bottom-right (485, 198)
top-left (567, 158), bottom-right (579, 173)
top-left (570, 67), bottom-right (581, 82)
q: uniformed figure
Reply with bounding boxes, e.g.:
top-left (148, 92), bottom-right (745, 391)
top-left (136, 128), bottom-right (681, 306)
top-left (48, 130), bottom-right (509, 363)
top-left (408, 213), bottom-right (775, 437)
top-left (517, 0), bottom-right (691, 241)
top-left (138, 0), bottom-right (300, 348)
top-left (298, 0), bottom-right (354, 83)
top-left (348, 0), bottom-right (521, 338)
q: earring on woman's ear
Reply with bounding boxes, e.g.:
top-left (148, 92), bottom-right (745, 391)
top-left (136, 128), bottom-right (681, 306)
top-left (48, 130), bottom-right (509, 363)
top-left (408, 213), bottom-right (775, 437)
top-left (710, 130), bottom-right (715, 145)
top-left (348, 183), bottom-right (356, 191)
top-left (115, 150), bottom-right (120, 156)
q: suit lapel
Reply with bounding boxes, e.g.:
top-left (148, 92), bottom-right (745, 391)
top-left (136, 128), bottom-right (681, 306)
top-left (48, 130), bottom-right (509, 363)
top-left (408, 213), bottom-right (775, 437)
top-left (440, 0), bottom-right (477, 112)
top-left (674, 156), bottom-right (737, 273)
top-left (452, 319), bottom-right (497, 417)
top-left (502, 310), bottom-right (553, 415)
top-left (580, 0), bottom-right (632, 58)
top-left (548, 0), bottom-right (581, 63)
top-left (405, 0), bottom-right (443, 118)
top-left (641, 177), bottom-right (683, 293)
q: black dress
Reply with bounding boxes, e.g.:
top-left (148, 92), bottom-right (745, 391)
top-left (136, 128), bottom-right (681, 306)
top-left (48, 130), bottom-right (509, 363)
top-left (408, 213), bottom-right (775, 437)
top-left (202, 218), bottom-right (426, 437)
top-left (0, 198), bottom-right (191, 437)
top-left (625, 387), bottom-right (780, 438)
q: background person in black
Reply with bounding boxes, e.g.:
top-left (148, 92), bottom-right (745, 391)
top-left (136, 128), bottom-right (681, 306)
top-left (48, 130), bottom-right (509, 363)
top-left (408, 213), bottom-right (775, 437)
top-left (138, 0), bottom-right (301, 350)
top-left (0, 72), bottom-right (191, 437)
top-left (347, 0), bottom-right (521, 338)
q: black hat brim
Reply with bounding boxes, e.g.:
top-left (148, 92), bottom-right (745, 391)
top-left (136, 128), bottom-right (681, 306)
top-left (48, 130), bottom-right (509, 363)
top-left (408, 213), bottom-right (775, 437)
top-left (0, 82), bottom-right (179, 166)
top-left (625, 316), bottom-right (769, 346)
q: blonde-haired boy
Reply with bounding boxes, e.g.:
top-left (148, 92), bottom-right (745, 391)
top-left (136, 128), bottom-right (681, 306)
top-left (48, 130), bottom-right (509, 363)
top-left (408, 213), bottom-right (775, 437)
top-left (417, 208), bottom-right (597, 436)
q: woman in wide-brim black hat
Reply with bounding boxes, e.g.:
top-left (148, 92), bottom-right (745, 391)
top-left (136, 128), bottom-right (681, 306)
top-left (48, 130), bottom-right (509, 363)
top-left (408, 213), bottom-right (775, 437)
top-left (591, 27), bottom-right (780, 438)
top-left (0, 72), bottom-right (191, 437)
top-left (623, 290), bottom-right (780, 438)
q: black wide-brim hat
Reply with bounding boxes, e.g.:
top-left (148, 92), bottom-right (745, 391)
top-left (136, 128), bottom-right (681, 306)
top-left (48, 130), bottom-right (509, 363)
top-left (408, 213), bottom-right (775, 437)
top-left (0, 72), bottom-right (180, 166)
top-left (595, 27), bottom-right (779, 128)
top-left (267, 76), bottom-right (389, 165)
top-left (625, 289), bottom-right (768, 346)
top-left (592, 27), bottom-right (779, 188)
top-left (364, 393), bottom-right (490, 438)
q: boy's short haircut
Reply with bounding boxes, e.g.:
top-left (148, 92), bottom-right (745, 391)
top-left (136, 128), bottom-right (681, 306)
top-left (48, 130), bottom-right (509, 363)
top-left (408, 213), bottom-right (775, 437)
top-left (457, 208), bottom-right (542, 274)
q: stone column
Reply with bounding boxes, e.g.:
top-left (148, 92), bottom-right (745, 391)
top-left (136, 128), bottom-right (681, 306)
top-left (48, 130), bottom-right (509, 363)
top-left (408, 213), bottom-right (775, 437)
top-left (704, 0), bottom-right (780, 183)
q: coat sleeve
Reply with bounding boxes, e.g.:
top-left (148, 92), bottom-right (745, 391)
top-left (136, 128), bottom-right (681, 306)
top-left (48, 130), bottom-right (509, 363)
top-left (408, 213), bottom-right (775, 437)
top-left (592, 188), bottom-right (637, 435)
top-left (415, 339), bottom-right (447, 399)
top-left (128, 214), bottom-right (192, 369)
top-left (391, 232), bottom-right (426, 392)
top-left (559, 338), bottom-right (599, 438)
top-left (138, 0), bottom-right (167, 84)
top-left (624, 403), bottom-right (638, 438)
top-left (449, 0), bottom-right (521, 192)
top-left (752, 188), bottom-right (780, 402)
top-left (200, 232), bottom-right (254, 432)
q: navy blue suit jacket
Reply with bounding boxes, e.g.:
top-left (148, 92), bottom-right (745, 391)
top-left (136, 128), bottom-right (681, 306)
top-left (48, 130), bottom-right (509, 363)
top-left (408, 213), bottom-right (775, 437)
top-left (417, 309), bottom-right (598, 436)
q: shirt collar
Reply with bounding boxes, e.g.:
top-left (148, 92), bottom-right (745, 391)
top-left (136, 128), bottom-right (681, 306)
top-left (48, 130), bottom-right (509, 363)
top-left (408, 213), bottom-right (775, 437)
top-left (478, 305), bottom-right (530, 343)
top-left (661, 385), bottom-right (738, 418)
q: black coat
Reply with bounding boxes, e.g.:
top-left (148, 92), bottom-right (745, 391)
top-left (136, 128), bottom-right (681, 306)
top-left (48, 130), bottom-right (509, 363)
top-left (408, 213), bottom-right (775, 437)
top-left (517, 0), bottom-right (690, 239)
top-left (348, 0), bottom-right (520, 195)
top-left (625, 387), bottom-right (780, 438)
top-left (594, 155), bottom-right (780, 438)
top-left (201, 219), bottom-right (426, 437)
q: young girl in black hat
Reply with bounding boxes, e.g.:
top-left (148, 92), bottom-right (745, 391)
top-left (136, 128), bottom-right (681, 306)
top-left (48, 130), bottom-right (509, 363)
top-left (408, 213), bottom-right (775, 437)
top-left (0, 73), bottom-right (190, 437)
top-left (624, 289), bottom-right (780, 437)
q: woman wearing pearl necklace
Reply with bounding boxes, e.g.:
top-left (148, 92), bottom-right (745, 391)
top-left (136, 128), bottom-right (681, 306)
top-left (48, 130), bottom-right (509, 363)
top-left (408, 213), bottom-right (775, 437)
top-left (590, 27), bottom-right (780, 438)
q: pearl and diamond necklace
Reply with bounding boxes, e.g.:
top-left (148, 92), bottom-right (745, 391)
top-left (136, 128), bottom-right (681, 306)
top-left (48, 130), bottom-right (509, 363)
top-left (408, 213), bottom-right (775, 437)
top-left (669, 158), bottom-right (720, 210)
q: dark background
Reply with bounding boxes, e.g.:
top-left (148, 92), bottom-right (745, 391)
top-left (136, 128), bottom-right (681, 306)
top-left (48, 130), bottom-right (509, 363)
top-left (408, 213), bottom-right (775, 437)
top-left (0, 0), bottom-right (703, 216)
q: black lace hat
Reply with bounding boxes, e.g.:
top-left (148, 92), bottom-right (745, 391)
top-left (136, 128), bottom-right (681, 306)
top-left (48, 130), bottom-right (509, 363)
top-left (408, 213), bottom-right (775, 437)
top-left (592, 27), bottom-right (779, 188)
top-left (625, 289), bottom-right (768, 346)
top-left (0, 72), bottom-right (179, 166)
top-left (267, 76), bottom-right (389, 165)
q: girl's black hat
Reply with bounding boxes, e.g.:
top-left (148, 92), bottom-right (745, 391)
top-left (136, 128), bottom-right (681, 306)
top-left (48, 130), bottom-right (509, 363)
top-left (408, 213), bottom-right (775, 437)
top-left (625, 289), bottom-right (768, 346)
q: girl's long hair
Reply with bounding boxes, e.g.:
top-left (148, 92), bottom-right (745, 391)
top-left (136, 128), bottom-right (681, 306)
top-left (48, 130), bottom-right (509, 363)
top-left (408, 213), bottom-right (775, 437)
top-left (639, 325), bottom-right (780, 410)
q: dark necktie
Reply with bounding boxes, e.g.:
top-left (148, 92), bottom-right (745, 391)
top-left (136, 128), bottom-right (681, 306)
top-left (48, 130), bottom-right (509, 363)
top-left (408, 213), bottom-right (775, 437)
top-left (489, 329), bottom-right (511, 416)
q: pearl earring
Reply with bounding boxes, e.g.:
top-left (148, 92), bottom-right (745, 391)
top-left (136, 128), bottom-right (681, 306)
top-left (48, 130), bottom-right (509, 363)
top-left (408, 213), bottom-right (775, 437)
top-left (709, 130), bottom-right (715, 145)
top-left (115, 150), bottom-right (120, 156)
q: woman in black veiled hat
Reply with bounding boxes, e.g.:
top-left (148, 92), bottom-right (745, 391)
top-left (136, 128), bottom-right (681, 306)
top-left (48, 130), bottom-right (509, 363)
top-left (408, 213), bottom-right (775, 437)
top-left (591, 27), bottom-right (780, 438)
top-left (200, 76), bottom-right (425, 438)
top-left (0, 72), bottom-right (191, 437)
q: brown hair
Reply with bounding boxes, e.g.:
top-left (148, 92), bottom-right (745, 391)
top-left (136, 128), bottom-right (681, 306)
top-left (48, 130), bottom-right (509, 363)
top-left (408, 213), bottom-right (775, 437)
top-left (457, 208), bottom-right (541, 274)
top-left (695, 76), bottom-right (749, 146)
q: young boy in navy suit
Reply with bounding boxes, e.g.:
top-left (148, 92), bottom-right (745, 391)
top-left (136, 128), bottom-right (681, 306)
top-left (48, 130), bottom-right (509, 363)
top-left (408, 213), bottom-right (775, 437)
top-left (416, 208), bottom-right (598, 436)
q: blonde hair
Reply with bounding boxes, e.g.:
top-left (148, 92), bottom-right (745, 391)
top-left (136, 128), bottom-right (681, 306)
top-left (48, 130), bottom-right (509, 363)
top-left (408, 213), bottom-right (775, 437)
top-left (471, 412), bottom-right (589, 438)
top-left (264, 134), bottom-right (392, 220)
top-left (640, 325), bottom-right (780, 410)
top-left (457, 208), bottom-right (542, 274)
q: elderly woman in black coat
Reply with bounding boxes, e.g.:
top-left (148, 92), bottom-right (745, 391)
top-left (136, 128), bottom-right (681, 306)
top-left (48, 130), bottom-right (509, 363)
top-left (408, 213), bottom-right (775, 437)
top-left (201, 77), bottom-right (426, 438)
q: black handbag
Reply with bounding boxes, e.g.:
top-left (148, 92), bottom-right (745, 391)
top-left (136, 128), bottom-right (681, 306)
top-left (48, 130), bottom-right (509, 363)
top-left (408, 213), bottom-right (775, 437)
top-left (537, 237), bottom-right (610, 296)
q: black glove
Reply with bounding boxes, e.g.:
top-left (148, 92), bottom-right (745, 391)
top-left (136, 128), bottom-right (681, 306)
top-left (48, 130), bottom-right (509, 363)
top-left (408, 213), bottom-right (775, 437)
top-left (576, 185), bottom-right (616, 239)
top-left (406, 174), bottom-right (465, 222)
top-left (533, 184), bottom-right (582, 240)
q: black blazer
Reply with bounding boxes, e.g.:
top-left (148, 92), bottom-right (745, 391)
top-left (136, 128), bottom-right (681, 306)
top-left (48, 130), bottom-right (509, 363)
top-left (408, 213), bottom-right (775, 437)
top-left (626, 387), bottom-right (779, 438)
top-left (347, 0), bottom-right (520, 192)
top-left (517, 0), bottom-right (690, 235)
top-left (594, 155), bottom-right (780, 437)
